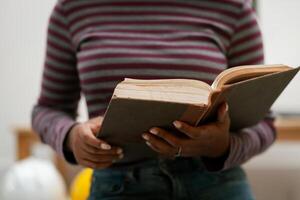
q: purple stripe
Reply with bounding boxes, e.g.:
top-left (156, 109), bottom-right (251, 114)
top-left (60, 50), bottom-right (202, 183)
top-left (71, 20), bottom-right (231, 39)
top-left (47, 39), bottom-right (72, 53)
top-left (83, 88), bottom-right (115, 95)
top-left (44, 73), bottom-right (78, 84)
top-left (229, 43), bottom-right (263, 58)
top-left (47, 51), bottom-right (74, 65)
top-left (231, 32), bottom-right (261, 47)
top-left (70, 11), bottom-right (235, 30)
top-left (79, 63), bottom-right (223, 75)
top-left (89, 109), bottom-right (107, 118)
top-left (42, 82), bottom-right (79, 95)
top-left (45, 63), bottom-right (74, 74)
top-left (78, 53), bottom-right (227, 64)
top-left (86, 97), bottom-right (112, 106)
top-left (234, 55), bottom-right (264, 66)
top-left (48, 29), bottom-right (70, 46)
top-left (65, 1), bottom-right (239, 19)
top-left (82, 41), bottom-right (220, 52)
top-left (81, 75), bottom-right (213, 85)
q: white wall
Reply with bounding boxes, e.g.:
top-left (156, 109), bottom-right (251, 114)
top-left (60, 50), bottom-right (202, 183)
top-left (0, 1), bottom-right (56, 164)
top-left (259, 0), bottom-right (300, 114)
top-left (0, 0), bottom-right (88, 166)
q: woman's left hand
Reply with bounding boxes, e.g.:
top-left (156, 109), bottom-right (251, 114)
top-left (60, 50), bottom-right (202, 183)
top-left (142, 102), bottom-right (230, 158)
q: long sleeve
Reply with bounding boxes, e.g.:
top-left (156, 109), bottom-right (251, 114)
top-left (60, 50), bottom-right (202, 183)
top-left (222, 0), bottom-right (276, 170)
top-left (31, 1), bottom-right (80, 163)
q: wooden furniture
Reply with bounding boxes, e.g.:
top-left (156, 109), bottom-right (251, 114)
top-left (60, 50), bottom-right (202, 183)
top-left (275, 116), bottom-right (300, 141)
top-left (14, 128), bottom-right (82, 188)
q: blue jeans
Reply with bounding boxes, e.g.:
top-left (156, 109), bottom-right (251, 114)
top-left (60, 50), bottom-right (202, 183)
top-left (88, 157), bottom-right (254, 200)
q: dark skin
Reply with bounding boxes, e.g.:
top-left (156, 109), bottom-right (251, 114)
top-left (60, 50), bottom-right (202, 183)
top-left (67, 102), bottom-right (230, 169)
top-left (67, 117), bottom-right (124, 169)
top-left (142, 102), bottom-right (230, 159)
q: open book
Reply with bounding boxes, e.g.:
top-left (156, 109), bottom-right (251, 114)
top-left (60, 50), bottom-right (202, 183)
top-left (97, 64), bottom-right (299, 164)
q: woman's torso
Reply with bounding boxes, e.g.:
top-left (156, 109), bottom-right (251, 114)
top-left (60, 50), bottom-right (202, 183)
top-left (60, 0), bottom-right (241, 117)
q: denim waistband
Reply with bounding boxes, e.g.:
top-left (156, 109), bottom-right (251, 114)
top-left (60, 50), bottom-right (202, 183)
top-left (93, 157), bottom-right (207, 177)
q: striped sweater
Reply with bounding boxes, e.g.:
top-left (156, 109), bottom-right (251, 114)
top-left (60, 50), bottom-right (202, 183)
top-left (31, 0), bottom-right (276, 170)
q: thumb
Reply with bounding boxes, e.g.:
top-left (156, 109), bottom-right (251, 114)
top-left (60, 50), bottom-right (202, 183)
top-left (88, 117), bottom-right (103, 135)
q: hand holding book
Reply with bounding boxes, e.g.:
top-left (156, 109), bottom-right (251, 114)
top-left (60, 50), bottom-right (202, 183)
top-left (97, 64), bottom-right (300, 164)
top-left (66, 117), bottom-right (124, 169)
top-left (142, 102), bottom-right (230, 159)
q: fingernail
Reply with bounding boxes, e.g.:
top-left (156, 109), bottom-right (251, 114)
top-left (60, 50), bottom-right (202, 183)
top-left (119, 154), bottom-right (124, 159)
top-left (142, 134), bottom-right (149, 140)
top-left (117, 148), bottom-right (123, 154)
top-left (173, 121), bottom-right (182, 128)
top-left (100, 143), bottom-right (111, 150)
top-left (149, 128), bottom-right (158, 135)
top-left (224, 103), bottom-right (228, 112)
top-left (146, 141), bottom-right (151, 146)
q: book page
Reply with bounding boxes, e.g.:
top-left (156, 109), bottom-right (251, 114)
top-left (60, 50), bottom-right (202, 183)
top-left (114, 78), bottom-right (212, 105)
top-left (211, 64), bottom-right (292, 90)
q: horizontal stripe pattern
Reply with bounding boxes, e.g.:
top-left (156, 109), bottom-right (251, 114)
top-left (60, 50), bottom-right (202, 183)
top-left (32, 0), bottom-right (276, 168)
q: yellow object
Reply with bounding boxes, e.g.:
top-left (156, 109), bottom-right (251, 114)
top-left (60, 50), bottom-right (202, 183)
top-left (70, 168), bottom-right (93, 200)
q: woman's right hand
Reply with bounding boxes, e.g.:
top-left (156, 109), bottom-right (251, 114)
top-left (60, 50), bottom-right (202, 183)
top-left (66, 117), bottom-right (124, 169)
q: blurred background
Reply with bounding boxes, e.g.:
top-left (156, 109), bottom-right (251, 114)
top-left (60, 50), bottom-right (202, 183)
top-left (0, 0), bottom-right (300, 200)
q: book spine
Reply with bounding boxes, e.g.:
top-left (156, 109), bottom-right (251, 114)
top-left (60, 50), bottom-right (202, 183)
top-left (197, 88), bottom-right (231, 125)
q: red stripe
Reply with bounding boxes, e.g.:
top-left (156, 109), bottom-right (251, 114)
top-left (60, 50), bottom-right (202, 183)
top-left (71, 20), bottom-right (231, 39)
top-left (76, 34), bottom-right (215, 44)
top-left (78, 53), bottom-right (226, 64)
top-left (65, 1), bottom-right (239, 19)
top-left (81, 75), bottom-right (213, 85)
top-left (86, 97), bottom-right (112, 106)
top-left (237, 20), bottom-right (257, 33)
top-left (83, 88), bottom-right (115, 95)
top-left (49, 16), bottom-right (68, 30)
top-left (229, 43), bottom-right (263, 58)
top-left (47, 39), bottom-right (72, 53)
top-left (48, 29), bottom-right (70, 46)
top-left (69, 11), bottom-right (235, 30)
top-left (81, 42), bottom-right (220, 52)
top-left (44, 73), bottom-right (79, 85)
top-left (231, 32), bottom-right (261, 47)
top-left (38, 95), bottom-right (78, 105)
top-left (232, 55), bottom-right (264, 66)
top-left (45, 62), bottom-right (75, 74)
top-left (89, 109), bottom-right (107, 118)
top-left (42, 82), bottom-right (79, 95)
top-left (79, 63), bottom-right (223, 75)
top-left (47, 51), bottom-right (74, 65)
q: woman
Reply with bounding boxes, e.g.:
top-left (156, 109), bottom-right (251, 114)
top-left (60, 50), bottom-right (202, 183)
top-left (32, 0), bottom-right (276, 199)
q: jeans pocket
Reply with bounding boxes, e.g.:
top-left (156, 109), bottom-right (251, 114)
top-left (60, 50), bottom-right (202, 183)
top-left (89, 170), bottom-right (125, 198)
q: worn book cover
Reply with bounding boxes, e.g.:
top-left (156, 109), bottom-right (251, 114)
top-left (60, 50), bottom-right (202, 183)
top-left (97, 65), bottom-right (300, 164)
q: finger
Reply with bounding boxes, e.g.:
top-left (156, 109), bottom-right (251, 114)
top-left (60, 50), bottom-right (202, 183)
top-left (142, 133), bottom-right (176, 156)
top-left (88, 117), bottom-right (104, 135)
top-left (172, 120), bottom-right (202, 139)
top-left (80, 159), bottom-right (113, 169)
top-left (90, 124), bottom-right (101, 135)
top-left (173, 120), bottom-right (213, 140)
top-left (148, 127), bottom-right (183, 148)
top-left (79, 126), bottom-right (111, 150)
top-left (81, 143), bottom-right (123, 156)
